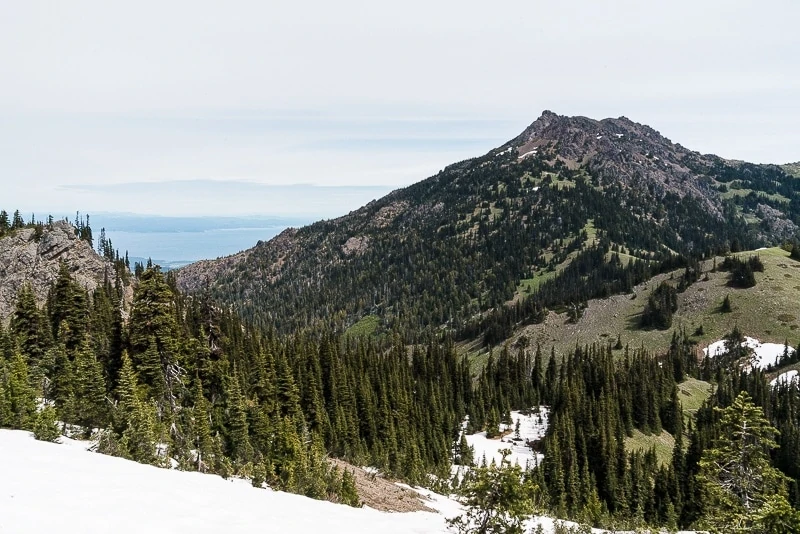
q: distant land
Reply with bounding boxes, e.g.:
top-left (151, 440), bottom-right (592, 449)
top-left (89, 213), bottom-right (318, 266)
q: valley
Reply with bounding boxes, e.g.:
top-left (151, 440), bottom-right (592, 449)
top-left (3, 111), bottom-right (800, 533)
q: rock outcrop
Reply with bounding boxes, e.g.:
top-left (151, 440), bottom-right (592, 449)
top-left (0, 221), bottom-right (120, 323)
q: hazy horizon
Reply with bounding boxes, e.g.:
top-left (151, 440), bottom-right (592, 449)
top-left (2, 1), bottom-right (798, 218)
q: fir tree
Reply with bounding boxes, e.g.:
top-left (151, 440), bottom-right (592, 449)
top-left (339, 468), bottom-right (361, 507)
top-left (448, 449), bottom-right (539, 534)
top-left (4, 352), bottom-right (36, 429)
top-left (33, 405), bottom-right (61, 442)
top-left (697, 392), bottom-right (788, 532)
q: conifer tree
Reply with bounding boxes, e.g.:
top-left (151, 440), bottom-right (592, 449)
top-left (190, 377), bottom-right (214, 471)
top-left (448, 449), bottom-right (538, 534)
top-left (339, 468), bottom-right (361, 507)
top-left (225, 371), bottom-right (253, 463)
top-left (72, 338), bottom-right (108, 431)
top-left (119, 398), bottom-right (161, 465)
top-left (47, 339), bottom-right (74, 418)
top-left (104, 351), bottom-right (161, 466)
top-left (33, 405), bottom-right (61, 442)
top-left (11, 285), bottom-right (50, 366)
top-left (697, 392), bottom-right (788, 532)
top-left (4, 352), bottom-right (36, 429)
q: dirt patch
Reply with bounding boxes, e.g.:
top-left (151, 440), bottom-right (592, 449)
top-left (329, 459), bottom-right (435, 513)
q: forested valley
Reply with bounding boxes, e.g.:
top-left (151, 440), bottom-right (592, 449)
top-left (3, 213), bottom-right (800, 530)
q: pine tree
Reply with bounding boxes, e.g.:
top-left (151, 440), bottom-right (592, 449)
top-left (225, 371), bottom-right (253, 463)
top-left (458, 434), bottom-right (475, 466)
top-left (104, 351), bottom-right (161, 466)
top-left (49, 263), bottom-right (89, 351)
top-left (697, 392), bottom-right (788, 532)
top-left (5, 352), bottom-right (36, 429)
top-left (190, 377), bottom-right (214, 472)
top-left (11, 285), bottom-right (50, 366)
top-left (339, 468), bottom-right (361, 507)
top-left (448, 449), bottom-right (538, 534)
top-left (72, 338), bottom-right (108, 431)
top-left (119, 398), bottom-right (161, 465)
top-left (33, 405), bottom-right (61, 442)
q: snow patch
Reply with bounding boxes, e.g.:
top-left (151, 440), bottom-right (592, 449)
top-left (703, 337), bottom-right (794, 370)
top-left (771, 370), bottom-right (799, 388)
top-left (460, 408), bottom-right (548, 470)
top-left (0, 429), bottom-right (447, 534)
top-left (518, 149), bottom-right (538, 159)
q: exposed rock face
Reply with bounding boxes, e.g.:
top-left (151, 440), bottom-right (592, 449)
top-left (0, 221), bottom-right (119, 323)
top-left (756, 203), bottom-right (799, 239)
top-left (511, 110), bottom-right (721, 214)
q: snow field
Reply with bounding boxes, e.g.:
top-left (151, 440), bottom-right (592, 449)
top-left (770, 370), bottom-right (799, 388)
top-left (703, 336), bottom-right (794, 371)
top-left (461, 408), bottom-right (549, 470)
top-left (0, 424), bottom-right (698, 534)
top-left (0, 430), bottom-right (446, 534)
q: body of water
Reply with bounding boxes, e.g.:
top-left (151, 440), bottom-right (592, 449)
top-left (107, 227), bottom-right (289, 265)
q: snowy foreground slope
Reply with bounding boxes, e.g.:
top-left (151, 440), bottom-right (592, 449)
top-left (1, 429), bottom-right (697, 534)
top-left (0, 430), bottom-right (450, 534)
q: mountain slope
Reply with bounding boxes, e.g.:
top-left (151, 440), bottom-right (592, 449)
top-left (497, 246), bottom-right (800, 359)
top-left (0, 429), bottom-right (453, 534)
top-left (0, 220), bottom-right (127, 323)
top-left (177, 111), bottom-right (800, 339)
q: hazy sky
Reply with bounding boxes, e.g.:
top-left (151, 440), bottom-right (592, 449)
top-left (1, 0), bottom-right (798, 216)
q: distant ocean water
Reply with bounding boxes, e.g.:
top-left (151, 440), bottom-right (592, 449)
top-left (104, 226), bottom-right (296, 265)
top-left (85, 213), bottom-right (317, 265)
top-left (106, 227), bottom-right (289, 264)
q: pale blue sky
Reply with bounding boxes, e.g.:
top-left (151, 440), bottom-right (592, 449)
top-left (1, 0), bottom-right (798, 216)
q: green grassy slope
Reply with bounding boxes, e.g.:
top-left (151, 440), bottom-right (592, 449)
top-left (494, 247), bottom-right (800, 359)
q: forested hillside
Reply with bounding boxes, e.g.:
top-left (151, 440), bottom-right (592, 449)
top-left (177, 111), bottom-right (800, 348)
top-left (5, 237), bottom-right (800, 530)
top-left (5, 110), bottom-right (800, 532)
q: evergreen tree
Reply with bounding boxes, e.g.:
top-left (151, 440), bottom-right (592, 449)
top-left (33, 405), bottom-right (61, 442)
top-left (697, 392), bottom-right (787, 532)
top-left (339, 468), bottom-right (361, 507)
top-left (4, 352), bottom-right (36, 429)
top-left (448, 449), bottom-right (539, 534)
top-left (72, 338), bottom-right (108, 431)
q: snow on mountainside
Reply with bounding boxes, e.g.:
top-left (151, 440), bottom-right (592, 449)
top-left (0, 429), bottom-right (448, 534)
top-left (0, 429), bottom-right (699, 534)
top-left (461, 408), bottom-right (549, 470)
top-left (703, 337), bottom-right (795, 370)
top-left (771, 370), bottom-right (799, 388)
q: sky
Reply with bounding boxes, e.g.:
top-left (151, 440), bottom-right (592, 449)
top-left (1, 0), bottom-right (798, 217)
